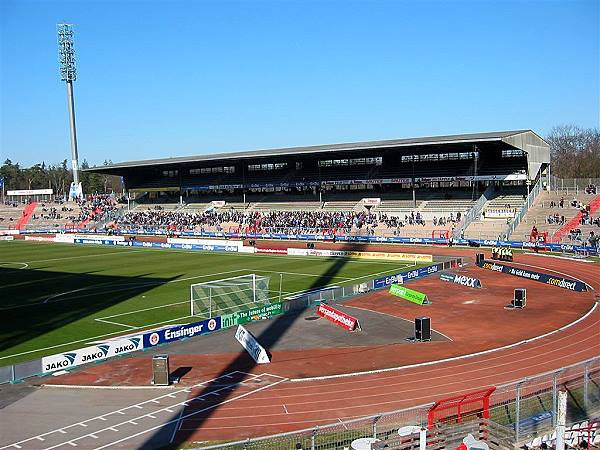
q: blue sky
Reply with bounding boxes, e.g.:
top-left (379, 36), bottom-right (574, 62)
top-left (1, 0), bottom-right (598, 167)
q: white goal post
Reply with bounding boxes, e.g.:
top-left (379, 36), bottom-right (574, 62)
top-left (190, 273), bottom-right (271, 318)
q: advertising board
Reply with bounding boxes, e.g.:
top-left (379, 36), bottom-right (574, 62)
top-left (221, 303), bottom-right (283, 329)
top-left (234, 325), bottom-right (270, 363)
top-left (7, 189), bottom-right (53, 196)
top-left (440, 272), bottom-right (482, 289)
top-left (316, 303), bottom-right (359, 331)
top-left (42, 336), bottom-right (143, 373)
top-left (389, 284), bottom-right (429, 305)
top-left (143, 317), bottom-right (222, 347)
top-left (167, 237), bottom-right (243, 247)
top-left (477, 260), bottom-right (587, 292)
top-left (374, 262), bottom-right (443, 289)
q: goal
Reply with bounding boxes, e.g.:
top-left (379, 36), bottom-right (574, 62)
top-left (190, 274), bottom-right (271, 318)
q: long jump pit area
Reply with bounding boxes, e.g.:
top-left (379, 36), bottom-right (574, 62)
top-left (1, 244), bottom-right (599, 450)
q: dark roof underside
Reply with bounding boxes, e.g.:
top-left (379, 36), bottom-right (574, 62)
top-left (86, 130), bottom-right (537, 172)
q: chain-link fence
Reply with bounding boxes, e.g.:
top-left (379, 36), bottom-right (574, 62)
top-left (195, 357), bottom-right (600, 449)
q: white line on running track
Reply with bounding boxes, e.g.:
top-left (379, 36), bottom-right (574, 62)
top-left (282, 404), bottom-right (289, 414)
top-left (343, 304), bottom-right (454, 341)
top-left (289, 301), bottom-right (599, 383)
top-left (0, 371), bottom-right (260, 450)
top-left (90, 377), bottom-right (289, 450)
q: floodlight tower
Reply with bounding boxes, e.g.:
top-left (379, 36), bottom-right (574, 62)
top-left (57, 23), bottom-right (83, 200)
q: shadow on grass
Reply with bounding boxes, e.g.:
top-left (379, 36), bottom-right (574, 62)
top-left (0, 267), bottom-right (177, 358)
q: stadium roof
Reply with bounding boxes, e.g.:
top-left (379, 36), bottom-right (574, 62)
top-left (86, 129), bottom-right (547, 171)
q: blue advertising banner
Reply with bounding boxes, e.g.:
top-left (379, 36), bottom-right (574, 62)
top-left (373, 262), bottom-right (444, 289)
top-left (477, 260), bottom-right (587, 292)
top-left (143, 317), bottom-right (222, 347)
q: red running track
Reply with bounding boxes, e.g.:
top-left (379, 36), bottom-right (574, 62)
top-left (172, 249), bottom-right (600, 443)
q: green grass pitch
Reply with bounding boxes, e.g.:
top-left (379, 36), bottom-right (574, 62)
top-left (0, 241), bottom-right (420, 366)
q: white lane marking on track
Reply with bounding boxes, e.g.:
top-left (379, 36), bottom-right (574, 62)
top-left (290, 301), bottom-right (599, 382)
top-left (343, 304), bottom-right (455, 341)
top-left (90, 377), bottom-right (289, 450)
top-left (282, 404), bottom-right (289, 414)
top-left (0, 371), bottom-right (260, 450)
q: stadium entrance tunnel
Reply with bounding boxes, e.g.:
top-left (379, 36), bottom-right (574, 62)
top-left (0, 267), bottom-right (177, 363)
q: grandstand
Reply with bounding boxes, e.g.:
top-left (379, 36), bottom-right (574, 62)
top-left (85, 130), bottom-right (550, 236)
top-left (511, 190), bottom-right (600, 243)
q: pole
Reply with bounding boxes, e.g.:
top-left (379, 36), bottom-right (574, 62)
top-left (515, 382), bottom-right (521, 443)
top-left (66, 81), bottom-right (80, 189)
top-left (278, 273), bottom-right (283, 303)
top-left (555, 390), bottom-right (567, 450)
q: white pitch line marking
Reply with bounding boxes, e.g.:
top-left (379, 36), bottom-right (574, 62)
top-left (133, 405), bottom-right (143, 409)
top-left (36, 437), bottom-right (44, 441)
top-left (58, 430), bottom-right (67, 434)
top-left (129, 421), bottom-right (138, 425)
top-left (146, 414), bottom-right (156, 419)
top-left (89, 435), bottom-right (98, 439)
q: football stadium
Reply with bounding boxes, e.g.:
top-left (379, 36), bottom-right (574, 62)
top-left (1, 3), bottom-right (600, 450)
top-left (1, 128), bottom-right (599, 450)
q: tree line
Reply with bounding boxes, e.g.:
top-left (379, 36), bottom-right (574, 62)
top-left (1, 125), bottom-right (599, 197)
top-left (546, 125), bottom-right (600, 179)
top-left (0, 159), bottom-right (122, 196)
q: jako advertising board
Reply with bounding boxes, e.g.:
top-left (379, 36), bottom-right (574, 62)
top-left (143, 317), bottom-right (222, 347)
top-left (42, 336), bottom-right (143, 373)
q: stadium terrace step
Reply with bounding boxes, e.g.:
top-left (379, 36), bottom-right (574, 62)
top-left (551, 193), bottom-right (600, 242)
top-left (15, 202), bottom-right (37, 230)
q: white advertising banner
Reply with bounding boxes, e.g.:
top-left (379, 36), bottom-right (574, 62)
top-left (0, 236), bottom-right (14, 241)
top-left (0, 230), bottom-right (20, 235)
top-left (167, 237), bottom-right (243, 247)
top-left (234, 325), bottom-right (270, 364)
top-left (7, 189), bottom-right (53, 196)
top-left (53, 234), bottom-right (76, 243)
top-left (41, 336), bottom-right (144, 373)
top-left (73, 234), bottom-right (125, 242)
top-left (362, 197), bottom-right (381, 205)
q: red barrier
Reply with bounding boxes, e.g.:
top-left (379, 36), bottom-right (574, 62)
top-left (316, 303), bottom-right (359, 331)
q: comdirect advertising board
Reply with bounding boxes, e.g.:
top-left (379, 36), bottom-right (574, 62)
top-left (234, 325), bottom-right (270, 364)
top-left (477, 260), bottom-right (587, 292)
top-left (316, 303), bottom-right (359, 331)
top-left (143, 317), bottom-right (222, 347)
top-left (42, 336), bottom-right (143, 373)
top-left (439, 272), bottom-right (482, 289)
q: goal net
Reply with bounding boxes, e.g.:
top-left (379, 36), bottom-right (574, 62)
top-left (190, 274), bottom-right (271, 318)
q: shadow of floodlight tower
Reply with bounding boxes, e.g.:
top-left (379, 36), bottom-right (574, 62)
top-left (57, 23), bottom-right (83, 200)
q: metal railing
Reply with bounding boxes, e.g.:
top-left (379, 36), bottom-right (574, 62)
top-left (452, 186), bottom-right (495, 239)
top-left (504, 180), bottom-right (544, 240)
top-left (550, 177), bottom-right (600, 193)
top-left (194, 356), bottom-right (600, 449)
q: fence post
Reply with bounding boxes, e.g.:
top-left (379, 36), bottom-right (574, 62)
top-left (552, 372), bottom-right (559, 426)
top-left (515, 382), bottom-right (522, 444)
top-left (311, 426), bottom-right (318, 450)
top-left (373, 415), bottom-right (381, 438)
top-left (583, 363), bottom-right (590, 409)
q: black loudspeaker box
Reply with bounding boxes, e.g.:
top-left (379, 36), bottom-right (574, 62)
top-left (415, 317), bottom-right (431, 342)
top-left (513, 289), bottom-right (526, 308)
